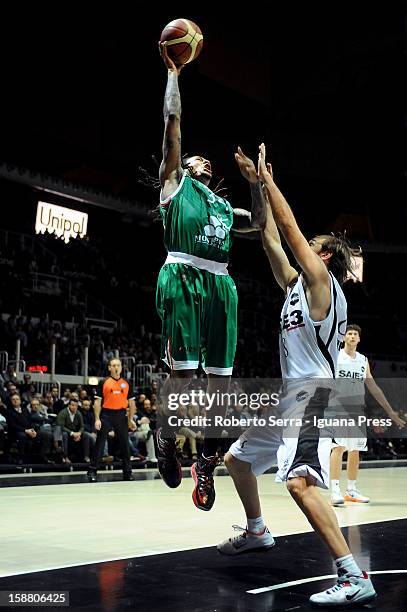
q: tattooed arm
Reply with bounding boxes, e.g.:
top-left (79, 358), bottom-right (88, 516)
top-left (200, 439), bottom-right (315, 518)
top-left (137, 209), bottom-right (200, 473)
top-left (158, 42), bottom-right (184, 199)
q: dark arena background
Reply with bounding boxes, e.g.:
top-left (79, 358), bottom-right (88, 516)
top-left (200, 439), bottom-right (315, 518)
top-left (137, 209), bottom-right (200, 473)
top-left (0, 5), bottom-right (406, 611)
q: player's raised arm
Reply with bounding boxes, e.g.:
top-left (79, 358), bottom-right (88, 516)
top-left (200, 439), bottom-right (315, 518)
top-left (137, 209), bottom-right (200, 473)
top-left (257, 151), bottom-right (298, 292)
top-left (262, 203), bottom-right (298, 293)
top-left (159, 42), bottom-right (184, 198)
top-left (258, 143), bottom-right (329, 290)
top-left (234, 146), bottom-right (267, 231)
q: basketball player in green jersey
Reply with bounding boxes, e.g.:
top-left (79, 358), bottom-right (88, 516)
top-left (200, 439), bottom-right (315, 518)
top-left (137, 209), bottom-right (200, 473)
top-left (156, 42), bottom-right (266, 510)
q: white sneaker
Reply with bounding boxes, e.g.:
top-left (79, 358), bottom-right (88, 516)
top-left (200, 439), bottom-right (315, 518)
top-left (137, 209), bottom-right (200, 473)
top-left (310, 572), bottom-right (376, 607)
top-left (331, 492), bottom-right (345, 506)
top-left (344, 488), bottom-right (370, 503)
top-left (217, 525), bottom-right (275, 555)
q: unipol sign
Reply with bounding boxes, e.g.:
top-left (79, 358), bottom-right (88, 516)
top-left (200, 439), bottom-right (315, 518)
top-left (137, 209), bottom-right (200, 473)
top-left (35, 202), bottom-right (88, 244)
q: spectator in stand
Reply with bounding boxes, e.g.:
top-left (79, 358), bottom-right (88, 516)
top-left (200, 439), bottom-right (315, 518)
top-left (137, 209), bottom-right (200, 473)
top-left (19, 373), bottom-right (33, 395)
top-left (128, 415), bottom-right (146, 462)
top-left (175, 405), bottom-right (202, 461)
top-left (7, 393), bottom-right (53, 464)
top-left (32, 393), bottom-right (48, 416)
top-left (3, 364), bottom-right (18, 386)
top-left (4, 383), bottom-right (19, 409)
top-left (51, 387), bottom-right (65, 413)
top-left (62, 388), bottom-right (72, 406)
top-left (57, 398), bottom-right (93, 463)
top-left (136, 393), bottom-right (146, 412)
top-left (42, 391), bottom-right (56, 414)
top-left (21, 383), bottom-right (36, 405)
top-left (29, 398), bottom-right (55, 463)
top-left (80, 399), bottom-right (97, 462)
top-left (50, 386), bottom-right (60, 403)
top-left (139, 399), bottom-right (157, 432)
top-left (130, 408), bottom-right (158, 465)
top-left (79, 388), bottom-right (89, 403)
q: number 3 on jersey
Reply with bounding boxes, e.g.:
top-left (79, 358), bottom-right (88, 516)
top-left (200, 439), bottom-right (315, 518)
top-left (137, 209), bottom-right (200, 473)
top-left (281, 309), bottom-right (304, 332)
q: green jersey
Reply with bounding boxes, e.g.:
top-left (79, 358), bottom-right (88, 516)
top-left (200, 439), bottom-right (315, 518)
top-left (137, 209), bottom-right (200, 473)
top-left (159, 172), bottom-right (233, 264)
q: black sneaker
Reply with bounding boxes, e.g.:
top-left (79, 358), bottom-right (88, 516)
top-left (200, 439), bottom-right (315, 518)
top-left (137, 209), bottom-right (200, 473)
top-left (123, 473), bottom-right (135, 481)
top-left (191, 454), bottom-right (218, 511)
top-left (87, 469), bottom-right (98, 483)
top-left (156, 428), bottom-right (182, 488)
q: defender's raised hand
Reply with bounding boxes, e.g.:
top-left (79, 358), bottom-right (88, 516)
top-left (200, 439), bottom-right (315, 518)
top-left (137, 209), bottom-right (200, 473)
top-left (258, 143), bottom-right (273, 183)
top-left (234, 146), bottom-right (258, 183)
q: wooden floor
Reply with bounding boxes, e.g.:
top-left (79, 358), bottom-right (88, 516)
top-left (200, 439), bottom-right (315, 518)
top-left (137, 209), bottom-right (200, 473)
top-left (1, 466), bottom-right (406, 578)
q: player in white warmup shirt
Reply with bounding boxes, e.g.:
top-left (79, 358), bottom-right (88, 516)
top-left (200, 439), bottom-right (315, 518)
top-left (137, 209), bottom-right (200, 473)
top-left (331, 324), bottom-right (405, 506)
top-left (218, 144), bottom-right (377, 607)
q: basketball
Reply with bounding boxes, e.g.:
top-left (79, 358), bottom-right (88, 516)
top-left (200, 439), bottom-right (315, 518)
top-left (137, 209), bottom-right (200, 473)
top-left (160, 18), bottom-right (203, 66)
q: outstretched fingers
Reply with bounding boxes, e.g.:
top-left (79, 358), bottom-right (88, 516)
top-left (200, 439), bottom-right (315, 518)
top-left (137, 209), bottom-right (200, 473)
top-left (258, 143), bottom-right (273, 180)
top-left (158, 41), bottom-right (183, 74)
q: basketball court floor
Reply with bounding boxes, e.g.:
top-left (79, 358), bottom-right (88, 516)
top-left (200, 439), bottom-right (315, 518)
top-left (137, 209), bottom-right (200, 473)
top-left (0, 464), bottom-right (406, 610)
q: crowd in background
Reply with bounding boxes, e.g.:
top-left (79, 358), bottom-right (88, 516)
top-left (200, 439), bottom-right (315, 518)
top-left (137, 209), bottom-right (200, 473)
top-left (1, 229), bottom-right (406, 378)
top-left (0, 373), bottom-right (163, 467)
top-left (0, 228), bottom-right (406, 468)
top-left (0, 369), bottom-right (406, 467)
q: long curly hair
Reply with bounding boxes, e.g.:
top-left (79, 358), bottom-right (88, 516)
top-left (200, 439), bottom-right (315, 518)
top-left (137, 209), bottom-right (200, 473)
top-left (317, 232), bottom-right (362, 285)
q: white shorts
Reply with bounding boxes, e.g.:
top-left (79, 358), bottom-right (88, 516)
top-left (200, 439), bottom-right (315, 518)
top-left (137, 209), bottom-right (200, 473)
top-left (332, 438), bottom-right (367, 452)
top-left (229, 382), bottom-right (334, 489)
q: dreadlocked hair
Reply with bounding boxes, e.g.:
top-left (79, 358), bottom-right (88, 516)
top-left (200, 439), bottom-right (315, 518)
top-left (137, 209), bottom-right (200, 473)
top-left (136, 155), bottom-right (162, 221)
top-left (137, 154), bottom-right (161, 191)
top-left (318, 231), bottom-right (362, 286)
top-left (139, 153), bottom-right (229, 220)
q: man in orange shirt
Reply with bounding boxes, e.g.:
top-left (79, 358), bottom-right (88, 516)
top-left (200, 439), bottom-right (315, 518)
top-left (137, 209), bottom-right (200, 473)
top-left (87, 358), bottom-right (136, 482)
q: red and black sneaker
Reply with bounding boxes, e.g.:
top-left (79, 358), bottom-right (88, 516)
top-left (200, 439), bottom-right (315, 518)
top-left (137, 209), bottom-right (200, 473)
top-left (191, 454), bottom-right (219, 511)
top-left (156, 428), bottom-right (182, 489)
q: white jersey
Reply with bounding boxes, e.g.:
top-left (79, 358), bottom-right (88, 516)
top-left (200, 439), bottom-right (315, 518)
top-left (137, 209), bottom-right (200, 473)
top-left (279, 272), bottom-right (347, 380)
top-left (336, 348), bottom-right (367, 405)
top-left (336, 349), bottom-right (367, 381)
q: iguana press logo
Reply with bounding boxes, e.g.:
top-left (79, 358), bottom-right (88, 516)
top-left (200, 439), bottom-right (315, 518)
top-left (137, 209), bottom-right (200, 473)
top-left (196, 215), bottom-right (230, 248)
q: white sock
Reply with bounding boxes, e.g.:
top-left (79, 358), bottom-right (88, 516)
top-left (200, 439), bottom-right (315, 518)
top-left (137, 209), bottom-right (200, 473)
top-left (335, 554), bottom-right (363, 578)
top-left (247, 516), bottom-right (265, 534)
top-left (331, 479), bottom-right (341, 494)
top-left (347, 480), bottom-right (357, 491)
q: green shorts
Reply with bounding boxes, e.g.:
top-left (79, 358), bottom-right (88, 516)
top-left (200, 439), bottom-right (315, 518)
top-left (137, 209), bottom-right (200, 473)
top-left (156, 263), bottom-right (238, 374)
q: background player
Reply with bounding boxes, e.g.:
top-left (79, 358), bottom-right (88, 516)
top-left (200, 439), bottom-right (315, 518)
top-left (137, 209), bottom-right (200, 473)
top-left (331, 324), bottom-right (405, 505)
top-left (156, 42), bottom-right (266, 510)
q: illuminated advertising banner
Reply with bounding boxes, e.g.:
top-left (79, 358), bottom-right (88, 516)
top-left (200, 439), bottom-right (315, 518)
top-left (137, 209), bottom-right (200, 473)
top-left (35, 201), bottom-right (88, 243)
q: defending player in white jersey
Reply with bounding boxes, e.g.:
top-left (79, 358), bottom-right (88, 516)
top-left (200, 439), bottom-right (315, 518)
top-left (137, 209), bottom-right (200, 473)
top-left (331, 324), bottom-right (405, 505)
top-left (218, 144), bottom-right (377, 607)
